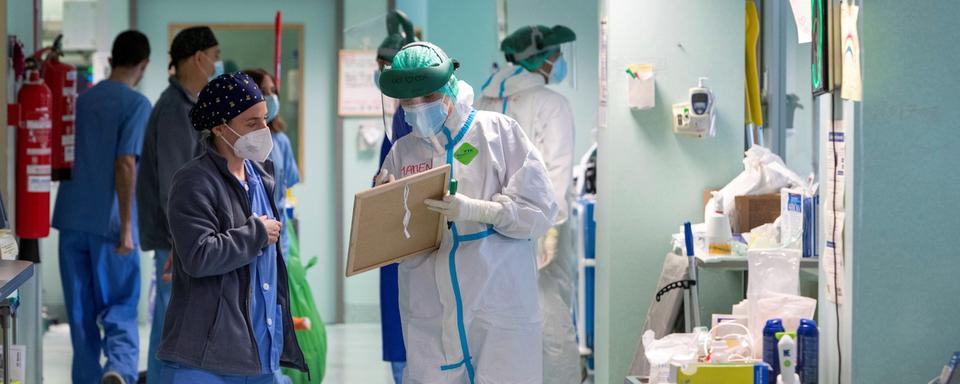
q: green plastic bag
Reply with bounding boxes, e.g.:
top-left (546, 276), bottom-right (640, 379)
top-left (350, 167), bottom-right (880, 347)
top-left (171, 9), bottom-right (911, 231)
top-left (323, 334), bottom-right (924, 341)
top-left (282, 220), bottom-right (328, 383)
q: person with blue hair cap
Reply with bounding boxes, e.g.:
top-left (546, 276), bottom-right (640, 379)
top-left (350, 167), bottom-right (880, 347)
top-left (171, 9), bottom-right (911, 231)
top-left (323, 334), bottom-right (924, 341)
top-left (376, 42), bottom-right (558, 384)
top-left (158, 72), bottom-right (308, 383)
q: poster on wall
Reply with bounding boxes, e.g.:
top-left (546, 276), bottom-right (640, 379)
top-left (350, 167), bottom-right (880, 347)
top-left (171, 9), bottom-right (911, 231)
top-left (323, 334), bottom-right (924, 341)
top-left (788, 0), bottom-right (812, 44)
top-left (338, 50), bottom-right (386, 117)
top-left (823, 119), bottom-right (847, 304)
top-left (597, 18), bottom-right (608, 131)
top-left (840, 3), bottom-right (862, 101)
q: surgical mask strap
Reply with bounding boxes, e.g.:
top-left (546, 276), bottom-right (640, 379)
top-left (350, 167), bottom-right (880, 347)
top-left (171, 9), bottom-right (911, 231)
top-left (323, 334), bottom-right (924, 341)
top-left (217, 124), bottom-right (242, 151)
top-left (198, 52), bottom-right (218, 79)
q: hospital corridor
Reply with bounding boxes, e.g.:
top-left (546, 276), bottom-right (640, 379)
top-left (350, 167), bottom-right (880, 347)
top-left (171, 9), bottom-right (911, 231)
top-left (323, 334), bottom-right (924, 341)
top-left (0, 0), bottom-right (956, 384)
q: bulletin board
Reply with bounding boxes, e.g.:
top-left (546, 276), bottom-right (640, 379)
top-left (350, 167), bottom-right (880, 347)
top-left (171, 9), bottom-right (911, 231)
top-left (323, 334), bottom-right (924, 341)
top-left (338, 49), bottom-right (384, 117)
top-left (346, 165), bottom-right (450, 277)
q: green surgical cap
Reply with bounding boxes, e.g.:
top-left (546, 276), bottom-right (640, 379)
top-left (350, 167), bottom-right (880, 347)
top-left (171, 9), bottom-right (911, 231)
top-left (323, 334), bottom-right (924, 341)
top-left (384, 42), bottom-right (459, 99)
top-left (502, 25), bottom-right (576, 72)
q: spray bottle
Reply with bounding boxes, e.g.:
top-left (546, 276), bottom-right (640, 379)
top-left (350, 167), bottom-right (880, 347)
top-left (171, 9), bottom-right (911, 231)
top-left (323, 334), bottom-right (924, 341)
top-left (796, 319), bottom-right (819, 384)
top-left (706, 192), bottom-right (732, 255)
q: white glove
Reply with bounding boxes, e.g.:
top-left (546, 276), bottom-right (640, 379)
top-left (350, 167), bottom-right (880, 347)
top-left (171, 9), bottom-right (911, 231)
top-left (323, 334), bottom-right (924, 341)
top-left (537, 227), bottom-right (560, 270)
top-left (375, 169), bottom-right (395, 186)
top-left (424, 194), bottom-right (504, 225)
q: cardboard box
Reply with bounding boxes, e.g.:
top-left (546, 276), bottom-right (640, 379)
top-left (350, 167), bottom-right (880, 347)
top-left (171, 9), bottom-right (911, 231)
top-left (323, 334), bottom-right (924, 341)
top-left (733, 194), bottom-right (780, 233)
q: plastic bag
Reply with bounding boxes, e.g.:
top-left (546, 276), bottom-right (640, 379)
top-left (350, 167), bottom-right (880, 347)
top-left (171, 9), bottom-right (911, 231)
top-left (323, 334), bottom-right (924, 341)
top-left (705, 146), bottom-right (806, 230)
top-left (755, 293), bottom-right (817, 336)
top-left (282, 220), bottom-right (328, 383)
top-left (643, 330), bottom-right (703, 384)
top-left (746, 248), bottom-right (807, 357)
top-left (747, 249), bottom-right (801, 299)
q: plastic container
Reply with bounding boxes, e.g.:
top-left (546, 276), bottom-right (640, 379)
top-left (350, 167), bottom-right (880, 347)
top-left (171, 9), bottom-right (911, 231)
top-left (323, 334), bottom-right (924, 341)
top-left (706, 192), bottom-right (733, 255)
top-left (796, 319), bottom-right (819, 384)
top-left (763, 319), bottom-right (785, 384)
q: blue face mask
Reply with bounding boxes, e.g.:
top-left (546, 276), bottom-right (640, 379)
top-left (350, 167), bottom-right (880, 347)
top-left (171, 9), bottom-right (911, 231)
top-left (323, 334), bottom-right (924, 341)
top-left (202, 52), bottom-right (225, 81)
top-left (404, 99), bottom-right (448, 138)
top-left (549, 56), bottom-right (567, 84)
top-left (212, 60), bottom-right (225, 80)
top-left (265, 94), bottom-right (280, 122)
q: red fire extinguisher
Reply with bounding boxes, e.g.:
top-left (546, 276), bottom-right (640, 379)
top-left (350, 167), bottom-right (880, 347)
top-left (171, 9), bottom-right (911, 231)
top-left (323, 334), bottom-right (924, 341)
top-left (36, 35), bottom-right (77, 181)
top-left (14, 67), bottom-right (54, 239)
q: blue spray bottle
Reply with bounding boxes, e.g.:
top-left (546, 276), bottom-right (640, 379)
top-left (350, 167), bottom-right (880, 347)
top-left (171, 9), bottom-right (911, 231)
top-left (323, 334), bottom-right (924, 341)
top-left (797, 319), bottom-right (819, 384)
top-left (764, 319), bottom-right (785, 383)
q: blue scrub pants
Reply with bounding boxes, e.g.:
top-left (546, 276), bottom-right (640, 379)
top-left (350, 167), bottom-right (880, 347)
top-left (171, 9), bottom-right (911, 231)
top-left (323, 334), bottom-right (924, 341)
top-left (391, 361), bottom-right (406, 384)
top-left (58, 230), bottom-right (140, 384)
top-left (159, 363), bottom-right (274, 384)
top-left (147, 249), bottom-right (173, 384)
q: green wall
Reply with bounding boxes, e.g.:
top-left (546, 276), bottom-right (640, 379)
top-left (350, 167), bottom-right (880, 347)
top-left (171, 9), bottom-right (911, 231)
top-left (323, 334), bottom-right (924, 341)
top-left (422, 0), bottom-right (498, 89)
top-left (845, 0), bottom-right (960, 382)
top-left (137, 0), bottom-right (339, 319)
top-left (595, 1), bottom-right (745, 383)
top-left (339, 0), bottom-right (388, 323)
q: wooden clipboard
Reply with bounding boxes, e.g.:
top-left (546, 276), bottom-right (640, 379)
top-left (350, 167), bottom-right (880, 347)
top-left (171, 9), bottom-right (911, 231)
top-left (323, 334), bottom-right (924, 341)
top-left (346, 165), bottom-right (450, 277)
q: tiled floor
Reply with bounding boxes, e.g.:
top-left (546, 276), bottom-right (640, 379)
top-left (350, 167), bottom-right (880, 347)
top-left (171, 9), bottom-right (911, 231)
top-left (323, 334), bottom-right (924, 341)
top-left (43, 323), bottom-right (595, 383)
top-left (43, 323), bottom-right (394, 383)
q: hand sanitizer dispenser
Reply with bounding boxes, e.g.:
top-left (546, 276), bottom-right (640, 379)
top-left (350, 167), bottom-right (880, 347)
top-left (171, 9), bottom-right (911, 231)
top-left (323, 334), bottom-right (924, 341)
top-left (672, 77), bottom-right (717, 138)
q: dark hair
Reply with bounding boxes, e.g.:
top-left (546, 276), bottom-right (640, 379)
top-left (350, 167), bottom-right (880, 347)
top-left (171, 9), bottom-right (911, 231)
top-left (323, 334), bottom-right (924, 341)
top-left (111, 30), bottom-right (150, 68)
top-left (243, 68), bottom-right (287, 133)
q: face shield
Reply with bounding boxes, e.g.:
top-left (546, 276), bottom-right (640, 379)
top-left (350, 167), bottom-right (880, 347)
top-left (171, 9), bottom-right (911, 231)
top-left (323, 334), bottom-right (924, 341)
top-left (378, 62), bottom-right (400, 141)
top-left (343, 12), bottom-right (415, 142)
top-left (554, 41), bottom-right (577, 90)
top-left (502, 25), bottom-right (578, 90)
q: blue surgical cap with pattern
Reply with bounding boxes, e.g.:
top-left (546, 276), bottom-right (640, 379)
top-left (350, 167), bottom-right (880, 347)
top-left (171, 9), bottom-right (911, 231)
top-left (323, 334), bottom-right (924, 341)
top-left (191, 72), bottom-right (264, 131)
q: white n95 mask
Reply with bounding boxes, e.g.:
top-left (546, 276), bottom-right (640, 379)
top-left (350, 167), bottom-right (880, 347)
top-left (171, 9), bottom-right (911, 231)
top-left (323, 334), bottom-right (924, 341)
top-left (221, 126), bottom-right (274, 162)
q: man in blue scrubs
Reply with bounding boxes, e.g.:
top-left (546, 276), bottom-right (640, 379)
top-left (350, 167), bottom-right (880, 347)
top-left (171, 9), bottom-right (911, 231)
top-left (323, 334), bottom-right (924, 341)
top-left (52, 30), bottom-right (152, 384)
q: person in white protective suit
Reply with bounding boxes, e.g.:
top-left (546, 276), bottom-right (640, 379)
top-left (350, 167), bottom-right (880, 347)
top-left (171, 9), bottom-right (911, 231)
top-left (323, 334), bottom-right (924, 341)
top-left (477, 25), bottom-right (581, 384)
top-left (376, 42), bottom-right (558, 384)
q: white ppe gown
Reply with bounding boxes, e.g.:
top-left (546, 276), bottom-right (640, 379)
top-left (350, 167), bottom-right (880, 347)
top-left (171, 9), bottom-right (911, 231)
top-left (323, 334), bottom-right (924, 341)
top-left (478, 64), bottom-right (582, 384)
top-left (382, 81), bottom-right (558, 384)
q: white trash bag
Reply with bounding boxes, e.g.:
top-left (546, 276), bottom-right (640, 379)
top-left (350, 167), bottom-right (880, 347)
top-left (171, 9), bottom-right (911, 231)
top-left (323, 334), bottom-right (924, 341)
top-left (706, 146), bottom-right (806, 232)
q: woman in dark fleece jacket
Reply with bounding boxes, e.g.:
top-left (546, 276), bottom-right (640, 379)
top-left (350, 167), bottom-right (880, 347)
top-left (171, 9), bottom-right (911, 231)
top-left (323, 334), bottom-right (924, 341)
top-left (157, 72), bottom-right (307, 383)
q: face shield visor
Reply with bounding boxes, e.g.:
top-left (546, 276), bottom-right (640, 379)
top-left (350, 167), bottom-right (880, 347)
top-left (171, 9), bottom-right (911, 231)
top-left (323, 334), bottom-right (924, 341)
top-left (553, 41), bottom-right (577, 90)
top-left (377, 61), bottom-right (400, 141)
top-left (502, 25), bottom-right (577, 89)
top-left (344, 11), bottom-right (417, 142)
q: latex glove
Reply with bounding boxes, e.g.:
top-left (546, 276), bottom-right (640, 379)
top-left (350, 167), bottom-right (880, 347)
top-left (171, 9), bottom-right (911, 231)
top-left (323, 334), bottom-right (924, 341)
top-left (375, 169), bottom-right (395, 187)
top-left (424, 194), bottom-right (504, 225)
top-left (537, 227), bottom-right (560, 270)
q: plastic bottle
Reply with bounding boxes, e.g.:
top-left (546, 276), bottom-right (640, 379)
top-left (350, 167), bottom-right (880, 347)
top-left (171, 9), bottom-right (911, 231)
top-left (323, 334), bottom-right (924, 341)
top-left (763, 319), bottom-right (785, 384)
top-left (796, 319), bottom-right (819, 384)
top-left (776, 333), bottom-right (800, 384)
top-left (706, 192), bottom-right (733, 255)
